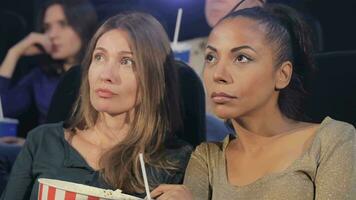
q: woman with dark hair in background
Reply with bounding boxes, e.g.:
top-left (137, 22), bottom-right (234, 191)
top-left (0, 0), bottom-right (97, 194)
top-left (150, 4), bottom-right (356, 200)
top-left (1, 12), bottom-right (192, 199)
top-left (0, 0), bottom-right (97, 128)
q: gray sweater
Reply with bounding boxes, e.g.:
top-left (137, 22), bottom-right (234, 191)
top-left (184, 117), bottom-right (356, 200)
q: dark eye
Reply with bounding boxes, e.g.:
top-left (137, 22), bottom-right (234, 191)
top-left (43, 24), bottom-right (50, 33)
top-left (234, 55), bottom-right (250, 63)
top-left (59, 20), bottom-right (68, 28)
top-left (205, 54), bottom-right (217, 64)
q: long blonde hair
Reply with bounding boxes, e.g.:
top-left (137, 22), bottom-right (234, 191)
top-left (66, 12), bottom-right (182, 193)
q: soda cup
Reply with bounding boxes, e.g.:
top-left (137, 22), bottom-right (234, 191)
top-left (0, 118), bottom-right (19, 137)
top-left (171, 42), bottom-right (191, 63)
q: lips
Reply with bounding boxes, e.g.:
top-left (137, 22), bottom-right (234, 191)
top-left (211, 92), bottom-right (237, 104)
top-left (95, 88), bottom-right (116, 98)
top-left (51, 44), bottom-right (59, 53)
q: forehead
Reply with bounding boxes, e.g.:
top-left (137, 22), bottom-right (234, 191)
top-left (206, 0), bottom-right (237, 6)
top-left (96, 29), bottom-right (132, 51)
top-left (208, 17), bottom-right (268, 50)
top-left (44, 4), bottom-right (66, 23)
top-left (206, 0), bottom-right (263, 9)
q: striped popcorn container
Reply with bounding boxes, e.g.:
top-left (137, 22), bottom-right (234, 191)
top-left (38, 178), bottom-right (143, 200)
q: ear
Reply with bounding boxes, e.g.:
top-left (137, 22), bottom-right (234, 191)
top-left (275, 61), bottom-right (293, 90)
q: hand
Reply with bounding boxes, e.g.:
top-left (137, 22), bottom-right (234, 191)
top-left (150, 184), bottom-right (193, 200)
top-left (0, 136), bottom-right (26, 146)
top-left (11, 32), bottom-right (52, 57)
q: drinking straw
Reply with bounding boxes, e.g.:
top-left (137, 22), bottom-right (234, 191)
top-left (139, 153), bottom-right (151, 200)
top-left (173, 8), bottom-right (183, 46)
top-left (0, 96), bottom-right (3, 119)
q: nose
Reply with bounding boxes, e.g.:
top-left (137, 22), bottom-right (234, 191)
top-left (99, 61), bottom-right (117, 83)
top-left (46, 26), bottom-right (60, 40)
top-left (212, 62), bottom-right (232, 84)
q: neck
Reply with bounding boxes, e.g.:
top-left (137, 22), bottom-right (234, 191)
top-left (63, 57), bottom-right (77, 71)
top-left (231, 99), bottom-right (296, 152)
top-left (92, 111), bottom-right (133, 148)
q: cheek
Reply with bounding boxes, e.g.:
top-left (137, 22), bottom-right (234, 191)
top-left (203, 67), bottom-right (214, 93)
top-left (88, 65), bottom-right (100, 95)
top-left (126, 76), bottom-right (139, 102)
top-left (88, 68), bottom-right (98, 107)
top-left (116, 70), bottom-right (139, 105)
top-left (240, 72), bottom-right (266, 95)
top-left (238, 70), bottom-right (276, 104)
top-left (88, 66), bottom-right (96, 86)
top-left (64, 30), bottom-right (82, 49)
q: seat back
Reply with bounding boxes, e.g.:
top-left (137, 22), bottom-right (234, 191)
top-left (305, 51), bottom-right (356, 126)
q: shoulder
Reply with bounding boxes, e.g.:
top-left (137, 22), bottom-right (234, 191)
top-left (318, 117), bottom-right (356, 145)
top-left (315, 117), bottom-right (356, 160)
top-left (58, 65), bottom-right (81, 83)
top-left (16, 67), bottom-right (52, 85)
top-left (25, 67), bottom-right (46, 78)
top-left (25, 122), bottom-right (65, 148)
top-left (165, 139), bottom-right (193, 164)
top-left (192, 136), bottom-right (228, 161)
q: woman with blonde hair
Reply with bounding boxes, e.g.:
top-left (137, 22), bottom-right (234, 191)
top-left (1, 12), bottom-right (192, 199)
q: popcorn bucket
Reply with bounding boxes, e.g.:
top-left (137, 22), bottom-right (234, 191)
top-left (38, 178), bottom-right (143, 200)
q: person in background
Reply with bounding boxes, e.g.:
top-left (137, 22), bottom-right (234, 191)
top-left (0, 0), bottom-right (97, 131)
top-left (1, 12), bottom-right (192, 199)
top-left (0, 0), bottom-right (97, 194)
top-left (205, 0), bottom-right (264, 27)
top-left (150, 4), bottom-right (356, 200)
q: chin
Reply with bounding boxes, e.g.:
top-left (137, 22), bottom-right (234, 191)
top-left (206, 14), bottom-right (220, 27)
top-left (94, 104), bottom-right (133, 117)
top-left (92, 105), bottom-right (110, 113)
top-left (50, 53), bottom-right (67, 60)
top-left (214, 113), bottom-right (234, 120)
top-left (212, 106), bottom-right (238, 119)
top-left (91, 100), bottom-right (110, 111)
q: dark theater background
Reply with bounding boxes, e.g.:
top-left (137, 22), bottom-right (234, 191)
top-left (1, 0), bottom-right (356, 196)
top-left (1, 0), bottom-right (356, 139)
top-left (2, 0), bottom-right (355, 51)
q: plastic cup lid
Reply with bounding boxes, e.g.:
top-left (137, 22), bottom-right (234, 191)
top-left (171, 42), bottom-right (191, 52)
top-left (0, 118), bottom-right (19, 124)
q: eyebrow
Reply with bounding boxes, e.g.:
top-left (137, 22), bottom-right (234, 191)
top-left (94, 47), bottom-right (107, 53)
top-left (43, 19), bottom-right (66, 25)
top-left (206, 45), bottom-right (257, 53)
top-left (206, 45), bottom-right (217, 52)
top-left (94, 47), bottom-right (133, 55)
top-left (231, 45), bottom-right (257, 53)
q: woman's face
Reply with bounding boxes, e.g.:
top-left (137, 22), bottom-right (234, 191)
top-left (205, 0), bottom-right (264, 27)
top-left (43, 4), bottom-right (82, 62)
top-left (88, 29), bottom-right (139, 116)
top-left (204, 17), bottom-right (281, 119)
